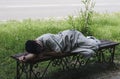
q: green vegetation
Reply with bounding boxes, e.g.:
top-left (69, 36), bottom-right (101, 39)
top-left (0, 12), bottom-right (120, 79)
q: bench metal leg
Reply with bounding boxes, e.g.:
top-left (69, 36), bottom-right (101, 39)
top-left (16, 61), bottom-right (33, 79)
top-left (109, 46), bottom-right (115, 63)
top-left (96, 50), bottom-right (104, 63)
top-left (29, 64), bottom-right (32, 79)
top-left (15, 60), bottom-right (53, 79)
top-left (97, 46), bottom-right (116, 63)
top-left (16, 61), bottom-right (20, 79)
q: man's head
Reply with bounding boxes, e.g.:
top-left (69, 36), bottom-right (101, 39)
top-left (25, 40), bottom-right (43, 54)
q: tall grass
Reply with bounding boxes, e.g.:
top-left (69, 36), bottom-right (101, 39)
top-left (91, 13), bottom-right (120, 41)
top-left (67, 0), bottom-right (95, 36)
top-left (0, 13), bottom-right (120, 79)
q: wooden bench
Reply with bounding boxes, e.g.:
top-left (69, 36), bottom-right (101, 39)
top-left (11, 40), bottom-right (119, 79)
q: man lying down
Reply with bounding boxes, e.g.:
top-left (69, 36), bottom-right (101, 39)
top-left (19, 29), bottom-right (101, 62)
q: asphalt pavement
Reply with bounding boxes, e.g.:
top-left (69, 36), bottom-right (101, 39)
top-left (0, 0), bottom-right (120, 21)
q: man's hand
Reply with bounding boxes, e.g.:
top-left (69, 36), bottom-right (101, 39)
top-left (18, 56), bottom-right (26, 62)
top-left (18, 53), bottom-right (36, 62)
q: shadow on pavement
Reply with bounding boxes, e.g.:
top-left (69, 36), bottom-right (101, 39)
top-left (49, 62), bottom-right (120, 79)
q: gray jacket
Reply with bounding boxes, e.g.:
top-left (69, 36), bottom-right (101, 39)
top-left (36, 30), bottom-right (101, 57)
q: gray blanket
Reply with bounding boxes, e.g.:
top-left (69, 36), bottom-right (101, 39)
top-left (36, 30), bottom-right (101, 57)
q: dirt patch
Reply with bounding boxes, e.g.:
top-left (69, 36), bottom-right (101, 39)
top-left (96, 71), bottom-right (120, 79)
top-left (49, 62), bottom-right (120, 79)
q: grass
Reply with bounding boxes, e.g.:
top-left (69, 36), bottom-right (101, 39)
top-left (0, 12), bottom-right (120, 79)
top-left (91, 13), bottom-right (120, 41)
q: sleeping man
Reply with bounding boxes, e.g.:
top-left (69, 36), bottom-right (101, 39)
top-left (18, 29), bottom-right (101, 62)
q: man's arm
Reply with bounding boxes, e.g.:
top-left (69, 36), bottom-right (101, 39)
top-left (18, 52), bottom-right (65, 62)
top-left (43, 52), bottom-right (64, 56)
top-left (18, 53), bottom-right (36, 62)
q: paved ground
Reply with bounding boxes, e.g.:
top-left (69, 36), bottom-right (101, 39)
top-left (95, 69), bottom-right (120, 79)
top-left (98, 72), bottom-right (120, 79)
top-left (0, 0), bottom-right (120, 21)
top-left (50, 62), bottom-right (120, 79)
top-left (84, 62), bottom-right (120, 79)
top-left (86, 63), bottom-right (120, 79)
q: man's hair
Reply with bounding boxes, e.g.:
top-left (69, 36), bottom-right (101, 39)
top-left (25, 40), bottom-right (42, 54)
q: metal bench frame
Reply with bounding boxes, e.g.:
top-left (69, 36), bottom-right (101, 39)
top-left (11, 40), bottom-right (119, 79)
